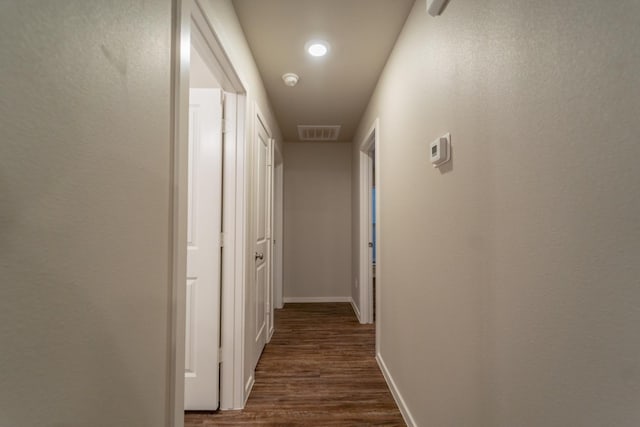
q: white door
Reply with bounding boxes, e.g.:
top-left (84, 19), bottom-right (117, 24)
top-left (253, 116), bottom-right (271, 362)
top-left (267, 138), bottom-right (275, 341)
top-left (185, 88), bottom-right (223, 410)
top-left (273, 160), bottom-right (284, 310)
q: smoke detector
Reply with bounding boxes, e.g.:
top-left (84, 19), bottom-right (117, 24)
top-left (282, 73), bottom-right (299, 87)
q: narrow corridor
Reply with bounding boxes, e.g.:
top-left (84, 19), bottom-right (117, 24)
top-left (185, 303), bottom-right (405, 426)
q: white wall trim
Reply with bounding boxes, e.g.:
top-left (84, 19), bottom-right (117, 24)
top-left (247, 102), bottom-right (276, 397)
top-left (358, 118), bottom-right (380, 325)
top-left (373, 120), bottom-right (382, 354)
top-left (243, 374), bottom-right (255, 406)
top-left (359, 123), bottom-right (376, 152)
top-left (283, 297), bottom-right (352, 303)
top-left (273, 147), bottom-right (284, 310)
top-left (171, 1), bottom-right (249, 421)
top-left (233, 93), bottom-right (247, 410)
top-left (192, 0), bottom-right (244, 93)
top-left (255, 105), bottom-right (274, 146)
top-left (194, 0), bottom-right (251, 410)
top-left (194, 0), bottom-right (248, 411)
top-left (350, 297), bottom-right (362, 323)
top-left (267, 136), bottom-right (275, 343)
top-left (220, 91), bottom-right (248, 410)
top-left (376, 353), bottom-right (417, 427)
top-left (358, 151), bottom-right (372, 324)
top-left (169, 1), bottom-right (190, 425)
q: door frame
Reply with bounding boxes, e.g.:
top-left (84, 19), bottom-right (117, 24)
top-left (267, 135), bottom-right (276, 341)
top-left (170, 1), bottom-right (248, 425)
top-left (272, 145), bottom-right (284, 310)
top-left (184, 88), bottom-right (224, 410)
top-left (358, 119), bottom-right (380, 334)
top-left (252, 104), bottom-right (274, 347)
top-left (242, 105), bottom-right (274, 399)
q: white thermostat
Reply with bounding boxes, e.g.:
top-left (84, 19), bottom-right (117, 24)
top-left (429, 133), bottom-right (451, 168)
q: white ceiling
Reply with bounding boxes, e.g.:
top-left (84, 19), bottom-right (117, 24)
top-left (232, 0), bottom-right (415, 142)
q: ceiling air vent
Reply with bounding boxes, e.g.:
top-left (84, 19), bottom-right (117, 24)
top-left (297, 125), bottom-right (341, 141)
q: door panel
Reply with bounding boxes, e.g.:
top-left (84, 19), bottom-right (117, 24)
top-left (185, 88), bottom-right (223, 410)
top-left (267, 142), bottom-right (275, 340)
top-left (255, 258), bottom-right (267, 343)
top-left (185, 278), bottom-right (196, 375)
top-left (253, 117), bottom-right (270, 362)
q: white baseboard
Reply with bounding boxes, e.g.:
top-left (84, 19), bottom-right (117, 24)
top-left (243, 374), bottom-right (255, 407)
top-left (350, 297), bottom-right (363, 323)
top-left (376, 353), bottom-right (417, 427)
top-left (282, 297), bottom-right (363, 322)
top-left (283, 296), bottom-right (352, 303)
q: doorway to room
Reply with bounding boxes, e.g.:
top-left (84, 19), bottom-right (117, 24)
top-left (371, 148), bottom-right (376, 321)
top-left (183, 40), bottom-right (224, 410)
top-left (359, 119), bottom-right (380, 335)
top-left (171, 1), bottom-right (249, 421)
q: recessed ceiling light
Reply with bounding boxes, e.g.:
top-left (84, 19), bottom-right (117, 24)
top-left (305, 40), bottom-right (330, 57)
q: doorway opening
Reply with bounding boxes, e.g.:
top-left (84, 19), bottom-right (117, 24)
top-left (371, 148), bottom-right (376, 322)
top-left (273, 145), bottom-right (284, 311)
top-left (170, 1), bottom-right (248, 424)
top-left (184, 38), bottom-right (224, 410)
top-left (358, 119), bottom-right (380, 338)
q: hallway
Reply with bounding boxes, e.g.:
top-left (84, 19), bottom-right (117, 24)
top-left (185, 303), bottom-right (405, 426)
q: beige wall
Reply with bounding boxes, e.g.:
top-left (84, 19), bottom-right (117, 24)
top-left (285, 143), bottom-right (352, 300)
top-left (0, 2), bottom-right (173, 426)
top-left (190, 44), bottom-right (219, 88)
top-left (353, 0), bottom-right (640, 426)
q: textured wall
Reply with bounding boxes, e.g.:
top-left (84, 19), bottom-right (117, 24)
top-left (0, 1), bottom-right (173, 426)
top-left (284, 143), bottom-right (352, 300)
top-left (352, 0), bottom-right (640, 425)
top-left (190, 45), bottom-right (219, 89)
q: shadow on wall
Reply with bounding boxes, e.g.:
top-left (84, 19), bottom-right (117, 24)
top-left (438, 141), bottom-right (454, 175)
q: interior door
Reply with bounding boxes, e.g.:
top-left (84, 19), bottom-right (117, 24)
top-left (266, 137), bottom-right (275, 341)
top-left (185, 88), bottom-right (223, 410)
top-left (253, 116), bottom-right (270, 362)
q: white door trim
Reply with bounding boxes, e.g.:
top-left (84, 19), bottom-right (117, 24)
top-left (170, 1), bottom-right (248, 425)
top-left (220, 91), bottom-right (247, 410)
top-left (267, 136), bottom-right (275, 341)
top-left (358, 150), bottom-right (370, 324)
top-left (251, 104), bottom-right (273, 359)
top-left (193, 0), bottom-right (248, 410)
top-left (273, 145), bottom-right (284, 310)
top-left (168, 2), bottom-right (190, 425)
top-left (358, 119), bottom-right (380, 330)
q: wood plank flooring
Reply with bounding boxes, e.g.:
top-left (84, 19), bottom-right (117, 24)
top-left (185, 303), bottom-right (406, 426)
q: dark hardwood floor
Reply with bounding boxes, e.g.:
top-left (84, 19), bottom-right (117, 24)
top-left (185, 303), bottom-right (405, 426)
